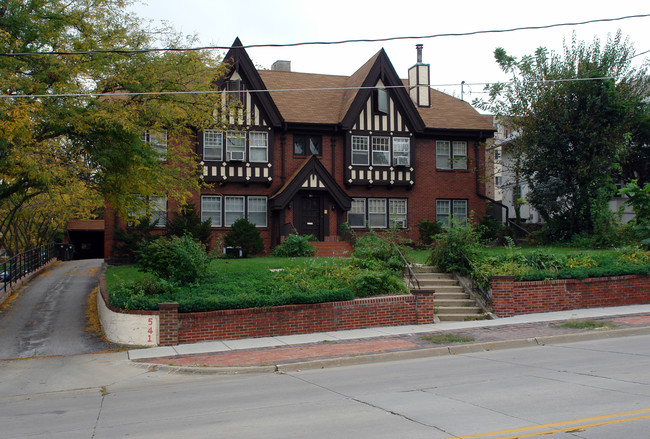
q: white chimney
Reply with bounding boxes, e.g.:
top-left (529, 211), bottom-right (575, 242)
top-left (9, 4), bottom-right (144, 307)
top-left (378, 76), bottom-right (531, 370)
top-left (408, 44), bottom-right (430, 107)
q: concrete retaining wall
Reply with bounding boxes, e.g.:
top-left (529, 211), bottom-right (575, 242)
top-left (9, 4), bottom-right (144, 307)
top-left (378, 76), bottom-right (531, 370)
top-left (97, 276), bottom-right (158, 346)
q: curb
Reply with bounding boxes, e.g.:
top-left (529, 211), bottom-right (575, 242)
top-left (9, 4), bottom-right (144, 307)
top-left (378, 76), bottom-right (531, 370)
top-left (130, 325), bottom-right (650, 375)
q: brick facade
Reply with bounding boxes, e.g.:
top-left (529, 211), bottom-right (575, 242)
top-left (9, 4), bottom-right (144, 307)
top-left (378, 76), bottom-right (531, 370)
top-left (491, 275), bottom-right (650, 317)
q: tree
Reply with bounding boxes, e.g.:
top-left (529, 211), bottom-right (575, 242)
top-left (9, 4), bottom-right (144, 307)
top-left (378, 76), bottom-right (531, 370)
top-left (224, 218), bottom-right (264, 257)
top-left (476, 32), bottom-right (649, 239)
top-left (0, 0), bottom-right (227, 254)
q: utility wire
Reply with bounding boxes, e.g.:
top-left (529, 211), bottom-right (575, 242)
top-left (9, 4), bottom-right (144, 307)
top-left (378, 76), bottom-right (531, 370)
top-left (1, 14), bottom-right (649, 57)
top-left (0, 76), bottom-right (622, 99)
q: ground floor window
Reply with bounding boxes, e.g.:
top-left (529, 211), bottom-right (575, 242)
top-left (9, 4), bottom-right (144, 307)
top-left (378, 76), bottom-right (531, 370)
top-left (129, 195), bottom-right (166, 227)
top-left (201, 195), bottom-right (268, 228)
top-left (436, 199), bottom-right (467, 227)
top-left (348, 197), bottom-right (407, 229)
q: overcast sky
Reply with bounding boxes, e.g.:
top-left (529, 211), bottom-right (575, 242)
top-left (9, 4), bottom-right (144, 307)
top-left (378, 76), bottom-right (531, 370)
top-left (128, 0), bottom-right (649, 102)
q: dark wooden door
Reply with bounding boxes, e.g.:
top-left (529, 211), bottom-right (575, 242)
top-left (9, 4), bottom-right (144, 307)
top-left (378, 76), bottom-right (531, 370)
top-left (297, 194), bottom-right (322, 240)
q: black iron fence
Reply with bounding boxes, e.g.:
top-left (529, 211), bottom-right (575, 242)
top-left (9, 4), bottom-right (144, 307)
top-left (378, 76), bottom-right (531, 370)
top-left (1, 244), bottom-right (74, 293)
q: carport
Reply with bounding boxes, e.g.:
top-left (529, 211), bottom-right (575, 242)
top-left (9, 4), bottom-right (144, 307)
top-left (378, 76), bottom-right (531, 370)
top-left (65, 220), bottom-right (105, 260)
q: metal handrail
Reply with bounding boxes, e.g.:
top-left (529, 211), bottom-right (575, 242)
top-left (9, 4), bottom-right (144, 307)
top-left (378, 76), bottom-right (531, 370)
top-left (1, 244), bottom-right (73, 293)
top-left (395, 247), bottom-right (420, 290)
top-left (459, 250), bottom-right (491, 305)
top-left (506, 218), bottom-right (532, 237)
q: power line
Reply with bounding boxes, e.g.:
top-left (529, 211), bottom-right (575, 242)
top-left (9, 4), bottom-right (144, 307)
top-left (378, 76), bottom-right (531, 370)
top-left (2, 14), bottom-right (649, 57)
top-left (0, 76), bottom-right (622, 99)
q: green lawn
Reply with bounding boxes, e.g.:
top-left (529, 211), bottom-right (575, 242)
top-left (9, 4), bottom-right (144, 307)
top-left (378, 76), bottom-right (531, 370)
top-left (105, 255), bottom-right (408, 312)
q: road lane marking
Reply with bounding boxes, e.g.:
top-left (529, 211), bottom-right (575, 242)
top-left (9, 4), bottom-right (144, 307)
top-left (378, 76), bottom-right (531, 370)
top-left (455, 408), bottom-right (650, 438)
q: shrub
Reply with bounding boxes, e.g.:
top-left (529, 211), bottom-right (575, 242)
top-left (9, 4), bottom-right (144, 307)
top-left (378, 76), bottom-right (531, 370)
top-left (112, 217), bottom-right (159, 263)
top-left (166, 201), bottom-right (212, 248)
top-left (136, 234), bottom-right (210, 284)
top-left (109, 277), bottom-right (174, 311)
top-left (272, 233), bottom-right (316, 257)
top-left (224, 218), bottom-right (264, 257)
top-left (417, 219), bottom-right (442, 245)
top-left (351, 271), bottom-right (407, 297)
top-left (428, 218), bottom-right (483, 274)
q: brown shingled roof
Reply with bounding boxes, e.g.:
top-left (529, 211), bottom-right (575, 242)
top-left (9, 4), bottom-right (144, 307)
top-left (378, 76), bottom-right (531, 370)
top-left (258, 59), bottom-right (494, 132)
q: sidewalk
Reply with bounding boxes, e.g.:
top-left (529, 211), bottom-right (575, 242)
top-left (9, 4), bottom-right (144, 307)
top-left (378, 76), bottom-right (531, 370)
top-left (129, 304), bottom-right (650, 374)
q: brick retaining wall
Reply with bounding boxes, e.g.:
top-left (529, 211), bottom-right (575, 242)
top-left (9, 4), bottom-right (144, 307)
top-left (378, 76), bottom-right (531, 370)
top-left (491, 275), bottom-right (650, 317)
top-left (158, 290), bottom-right (435, 346)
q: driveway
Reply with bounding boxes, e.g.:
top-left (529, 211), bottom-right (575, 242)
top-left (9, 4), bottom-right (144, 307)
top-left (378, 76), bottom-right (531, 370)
top-left (0, 259), bottom-right (115, 359)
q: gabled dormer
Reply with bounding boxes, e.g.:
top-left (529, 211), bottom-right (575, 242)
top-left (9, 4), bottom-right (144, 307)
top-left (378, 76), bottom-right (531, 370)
top-left (341, 49), bottom-right (424, 188)
top-left (199, 38), bottom-right (283, 186)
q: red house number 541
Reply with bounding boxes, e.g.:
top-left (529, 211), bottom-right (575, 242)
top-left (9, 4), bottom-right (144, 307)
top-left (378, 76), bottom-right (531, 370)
top-left (147, 317), bottom-right (154, 343)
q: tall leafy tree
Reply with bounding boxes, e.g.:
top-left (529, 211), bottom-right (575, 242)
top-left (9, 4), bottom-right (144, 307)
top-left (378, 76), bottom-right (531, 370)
top-left (476, 32), bottom-right (649, 239)
top-left (0, 0), bottom-right (226, 254)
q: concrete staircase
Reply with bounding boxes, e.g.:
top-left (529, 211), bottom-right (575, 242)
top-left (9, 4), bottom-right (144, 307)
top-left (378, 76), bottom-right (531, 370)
top-left (408, 265), bottom-right (486, 322)
top-left (311, 241), bottom-right (353, 258)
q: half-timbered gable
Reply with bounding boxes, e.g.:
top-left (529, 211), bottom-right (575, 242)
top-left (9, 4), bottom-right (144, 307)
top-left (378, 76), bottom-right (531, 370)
top-left (199, 38), bottom-right (283, 185)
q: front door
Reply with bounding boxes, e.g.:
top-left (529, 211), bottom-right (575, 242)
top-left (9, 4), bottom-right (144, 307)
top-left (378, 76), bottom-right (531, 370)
top-left (296, 193), bottom-right (322, 240)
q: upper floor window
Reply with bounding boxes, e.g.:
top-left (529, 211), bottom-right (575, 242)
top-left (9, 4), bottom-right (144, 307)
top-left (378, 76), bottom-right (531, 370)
top-left (226, 79), bottom-right (243, 105)
top-left (436, 140), bottom-right (467, 170)
top-left (352, 136), bottom-right (369, 166)
top-left (392, 137), bottom-right (410, 166)
top-left (372, 137), bottom-right (390, 166)
top-left (249, 132), bottom-right (268, 162)
top-left (352, 134), bottom-right (410, 167)
top-left (374, 88), bottom-right (389, 114)
top-left (294, 135), bottom-right (322, 156)
top-left (203, 130), bottom-right (268, 163)
top-left (142, 130), bottom-right (167, 160)
top-left (203, 130), bottom-right (223, 161)
top-left (226, 131), bottom-right (246, 161)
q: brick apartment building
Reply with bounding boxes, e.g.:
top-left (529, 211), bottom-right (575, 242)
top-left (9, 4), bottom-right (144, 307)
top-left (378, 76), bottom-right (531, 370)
top-left (104, 38), bottom-right (495, 258)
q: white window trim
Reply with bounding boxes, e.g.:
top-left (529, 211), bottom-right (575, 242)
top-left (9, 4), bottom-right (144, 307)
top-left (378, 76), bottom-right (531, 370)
top-left (351, 135), bottom-right (369, 166)
top-left (247, 196), bottom-right (268, 227)
top-left (368, 198), bottom-right (387, 228)
top-left (392, 137), bottom-right (410, 166)
top-left (389, 199), bottom-right (407, 228)
top-left (348, 198), bottom-right (366, 228)
top-left (249, 131), bottom-right (268, 163)
top-left (224, 195), bottom-right (245, 227)
top-left (371, 136), bottom-right (390, 167)
top-left (436, 140), bottom-right (468, 170)
top-left (226, 131), bottom-right (246, 162)
top-left (203, 130), bottom-right (223, 161)
top-left (201, 195), bottom-right (222, 227)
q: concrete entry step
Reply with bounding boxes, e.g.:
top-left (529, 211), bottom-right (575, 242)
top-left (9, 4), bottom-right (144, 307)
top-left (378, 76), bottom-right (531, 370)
top-left (407, 265), bottom-right (486, 322)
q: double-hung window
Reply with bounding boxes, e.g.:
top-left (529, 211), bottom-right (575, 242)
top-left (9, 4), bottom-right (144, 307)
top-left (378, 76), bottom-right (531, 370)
top-left (150, 196), bottom-right (167, 227)
top-left (348, 198), bottom-right (366, 227)
top-left (436, 140), bottom-right (467, 169)
top-left (389, 199), bottom-right (407, 228)
top-left (436, 199), bottom-right (468, 227)
top-left (368, 199), bottom-right (387, 228)
top-left (226, 131), bottom-right (246, 162)
top-left (142, 130), bottom-right (167, 160)
top-left (224, 196), bottom-right (245, 227)
top-left (247, 196), bottom-right (267, 227)
top-left (393, 137), bottom-right (410, 166)
top-left (351, 136), bottom-right (369, 165)
top-left (372, 137), bottom-right (390, 166)
top-left (203, 130), bottom-right (222, 161)
top-left (201, 195), bottom-right (222, 227)
top-left (249, 132), bottom-right (268, 162)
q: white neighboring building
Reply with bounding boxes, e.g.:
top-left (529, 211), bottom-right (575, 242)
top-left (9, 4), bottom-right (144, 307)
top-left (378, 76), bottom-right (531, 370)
top-left (487, 116), bottom-right (634, 225)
